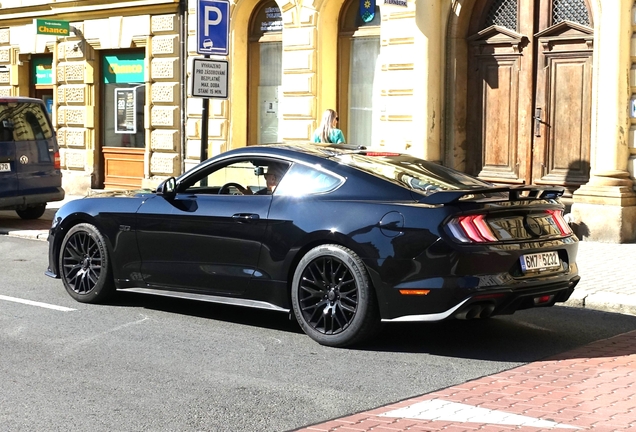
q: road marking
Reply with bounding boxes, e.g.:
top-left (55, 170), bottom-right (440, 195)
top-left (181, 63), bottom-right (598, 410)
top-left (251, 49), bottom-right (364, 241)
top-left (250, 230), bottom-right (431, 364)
top-left (380, 399), bottom-right (580, 429)
top-left (0, 295), bottom-right (76, 312)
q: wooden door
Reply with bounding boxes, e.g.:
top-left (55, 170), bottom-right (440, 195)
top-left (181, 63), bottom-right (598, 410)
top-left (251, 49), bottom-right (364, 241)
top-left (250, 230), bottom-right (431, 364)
top-left (466, 0), bottom-right (593, 194)
top-left (532, 21), bottom-right (593, 194)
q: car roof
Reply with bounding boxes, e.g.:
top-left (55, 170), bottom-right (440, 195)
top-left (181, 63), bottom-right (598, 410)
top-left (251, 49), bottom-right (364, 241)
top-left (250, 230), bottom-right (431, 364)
top-left (223, 141), bottom-right (390, 160)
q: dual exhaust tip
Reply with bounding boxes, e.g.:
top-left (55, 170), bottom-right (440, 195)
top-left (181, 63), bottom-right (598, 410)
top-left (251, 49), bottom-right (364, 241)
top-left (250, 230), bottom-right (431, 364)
top-left (454, 303), bottom-right (495, 320)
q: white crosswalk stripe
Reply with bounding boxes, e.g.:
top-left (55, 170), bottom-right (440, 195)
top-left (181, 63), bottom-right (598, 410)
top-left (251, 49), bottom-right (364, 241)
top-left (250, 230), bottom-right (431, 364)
top-left (380, 399), bottom-right (580, 429)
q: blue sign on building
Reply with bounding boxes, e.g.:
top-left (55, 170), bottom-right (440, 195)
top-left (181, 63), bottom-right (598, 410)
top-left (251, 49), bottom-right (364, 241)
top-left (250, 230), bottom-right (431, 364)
top-left (197, 0), bottom-right (230, 56)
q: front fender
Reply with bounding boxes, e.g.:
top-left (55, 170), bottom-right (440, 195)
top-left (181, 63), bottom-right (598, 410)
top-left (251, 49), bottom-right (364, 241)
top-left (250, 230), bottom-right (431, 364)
top-left (46, 196), bottom-right (148, 284)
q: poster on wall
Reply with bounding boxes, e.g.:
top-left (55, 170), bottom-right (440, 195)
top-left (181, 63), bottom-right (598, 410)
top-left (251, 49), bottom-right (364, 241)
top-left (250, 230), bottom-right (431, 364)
top-left (114, 88), bottom-right (137, 134)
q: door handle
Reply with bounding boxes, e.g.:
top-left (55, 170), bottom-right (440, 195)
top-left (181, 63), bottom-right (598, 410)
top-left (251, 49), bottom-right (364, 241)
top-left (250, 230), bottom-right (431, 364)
top-left (533, 107), bottom-right (542, 137)
top-left (232, 213), bottom-right (259, 222)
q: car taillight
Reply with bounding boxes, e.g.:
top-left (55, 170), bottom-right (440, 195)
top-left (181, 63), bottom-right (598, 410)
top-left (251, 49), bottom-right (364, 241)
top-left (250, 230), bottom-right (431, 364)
top-left (54, 151), bottom-right (60, 169)
top-left (448, 214), bottom-right (497, 243)
top-left (546, 209), bottom-right (572, 236)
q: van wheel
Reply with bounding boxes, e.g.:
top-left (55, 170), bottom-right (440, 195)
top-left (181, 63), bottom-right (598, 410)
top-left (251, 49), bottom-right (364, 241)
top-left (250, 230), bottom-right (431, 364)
top-left (16, 204), bottom-right (46, 220)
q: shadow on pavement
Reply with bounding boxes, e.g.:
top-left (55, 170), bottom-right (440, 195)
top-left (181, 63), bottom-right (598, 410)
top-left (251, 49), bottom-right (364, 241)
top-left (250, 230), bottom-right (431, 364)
top-left (99, 290), bottom-right (636, 363)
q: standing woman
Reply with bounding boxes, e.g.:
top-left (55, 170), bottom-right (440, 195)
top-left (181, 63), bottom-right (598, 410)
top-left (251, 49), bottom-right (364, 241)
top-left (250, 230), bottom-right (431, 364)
top-left (313, 109), bottom-right (346, 144)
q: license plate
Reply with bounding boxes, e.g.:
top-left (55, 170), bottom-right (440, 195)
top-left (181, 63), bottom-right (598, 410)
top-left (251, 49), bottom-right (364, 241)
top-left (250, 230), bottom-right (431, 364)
top-left (520, 251), bottom-right (560, 272)
top-left (0, 162), bottom-right (9, 172)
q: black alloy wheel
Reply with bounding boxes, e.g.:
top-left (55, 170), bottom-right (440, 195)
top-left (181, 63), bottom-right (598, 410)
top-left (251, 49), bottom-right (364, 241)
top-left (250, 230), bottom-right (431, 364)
top-left (291, 244), bottom-right (381, 347)
top-left (59, 223), bottom-right (115, 303)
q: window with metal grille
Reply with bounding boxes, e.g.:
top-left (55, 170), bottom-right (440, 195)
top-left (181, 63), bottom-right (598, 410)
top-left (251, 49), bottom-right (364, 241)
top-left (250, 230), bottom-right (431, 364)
top-left (553, 0), bottom-right (590, 26)
top-left (483, 0), bottom-right (518, 31)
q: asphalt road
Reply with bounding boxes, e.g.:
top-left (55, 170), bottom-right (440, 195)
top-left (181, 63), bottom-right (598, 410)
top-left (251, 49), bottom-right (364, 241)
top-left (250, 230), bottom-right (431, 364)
top-left (2, 236), bottom-right (636, 431)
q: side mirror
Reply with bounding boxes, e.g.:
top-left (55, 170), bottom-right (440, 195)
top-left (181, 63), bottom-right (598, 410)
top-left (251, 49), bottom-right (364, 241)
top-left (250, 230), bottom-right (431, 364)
top-left (157, 177), bottom-right (177, 198)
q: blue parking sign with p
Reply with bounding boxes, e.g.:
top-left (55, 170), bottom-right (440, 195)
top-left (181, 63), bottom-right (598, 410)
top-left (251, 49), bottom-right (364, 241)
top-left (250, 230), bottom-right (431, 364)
top-left (197, 0), bottom-right (230, 56)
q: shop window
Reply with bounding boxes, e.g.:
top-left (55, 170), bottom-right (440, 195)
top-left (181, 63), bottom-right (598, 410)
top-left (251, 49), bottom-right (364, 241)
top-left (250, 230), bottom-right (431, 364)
top-left (248, 1), bottom-right (283, 145)
top-left (30, 55), bottom-right (54, 115)
top-left (339, 0), bottom-right (381, 147)
top-left (102, 52), bottom-right (146, 148)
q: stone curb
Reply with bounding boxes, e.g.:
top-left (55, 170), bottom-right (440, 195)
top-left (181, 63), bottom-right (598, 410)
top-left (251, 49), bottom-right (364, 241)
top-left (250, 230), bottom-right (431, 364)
top-left (0, 229), bottom-right (49, 241)
top-left (563, 292), bottom-right (636, 317)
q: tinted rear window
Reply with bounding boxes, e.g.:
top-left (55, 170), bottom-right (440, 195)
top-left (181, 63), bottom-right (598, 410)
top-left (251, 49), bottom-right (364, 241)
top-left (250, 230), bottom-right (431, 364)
top-left (334, 153), bottom-right (493, 194)
top-left (0, 102), bottom-right (53, 142)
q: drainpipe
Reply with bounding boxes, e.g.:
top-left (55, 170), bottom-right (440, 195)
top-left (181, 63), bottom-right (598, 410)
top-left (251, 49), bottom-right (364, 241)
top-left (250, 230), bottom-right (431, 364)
top-left (179, 0), bottom-right (187, 175)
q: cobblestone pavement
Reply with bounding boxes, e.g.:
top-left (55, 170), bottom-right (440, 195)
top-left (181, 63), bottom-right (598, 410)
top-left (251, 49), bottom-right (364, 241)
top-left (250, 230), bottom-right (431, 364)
top-left (296, 330), bottom-right (636, 432)
top-left (565, 242), bottom-right (636, 316)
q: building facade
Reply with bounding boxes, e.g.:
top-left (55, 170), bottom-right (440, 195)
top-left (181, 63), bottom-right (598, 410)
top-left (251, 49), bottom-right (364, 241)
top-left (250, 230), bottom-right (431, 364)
top-left (0, 0), bottom-right (635, 243)
top-left (0, 0), bottom-right (184, 193)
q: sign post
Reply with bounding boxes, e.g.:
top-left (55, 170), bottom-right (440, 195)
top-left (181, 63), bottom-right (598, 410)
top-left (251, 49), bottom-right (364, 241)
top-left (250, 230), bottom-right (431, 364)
top-left (197, 0), bottom-right (230, 56)
top-left (196, 0), bottom-right (230, 164)
top-left (191, 59), bottom-right (229, 99)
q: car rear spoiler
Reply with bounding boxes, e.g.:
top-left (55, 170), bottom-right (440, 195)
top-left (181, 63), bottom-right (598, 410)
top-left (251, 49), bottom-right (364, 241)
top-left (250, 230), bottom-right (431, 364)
top-left (417, 185), bottom-right (565, 205)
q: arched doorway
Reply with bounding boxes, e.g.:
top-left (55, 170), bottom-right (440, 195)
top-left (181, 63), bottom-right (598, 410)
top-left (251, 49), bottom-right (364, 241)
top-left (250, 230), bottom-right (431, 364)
top-left (464, 0), bottom-right (593, 196)
top-left (337, 0), bottom-right (381, 147)
top-left (247, 0), bottom-right (283, 145)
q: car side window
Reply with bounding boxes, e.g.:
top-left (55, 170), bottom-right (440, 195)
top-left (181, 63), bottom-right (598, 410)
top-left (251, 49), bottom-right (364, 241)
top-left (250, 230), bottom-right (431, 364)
top-left (181, 158), bottom-right (290, 196)
top-left (275, 163), bottom-right (343, 196)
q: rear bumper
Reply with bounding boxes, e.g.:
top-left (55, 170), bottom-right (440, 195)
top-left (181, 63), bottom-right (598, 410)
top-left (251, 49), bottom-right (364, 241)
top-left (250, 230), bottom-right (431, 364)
top-left (0, 188), bottom-right (64, 210)
top-left (382, 275), bottom-right (580, 322)
top-left (368, 236), bottom-right (580, 321)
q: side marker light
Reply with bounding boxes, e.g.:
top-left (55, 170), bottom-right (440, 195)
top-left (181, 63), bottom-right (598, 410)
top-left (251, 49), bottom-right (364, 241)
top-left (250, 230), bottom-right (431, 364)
top-left (399, 289), bottom-right (431, 296)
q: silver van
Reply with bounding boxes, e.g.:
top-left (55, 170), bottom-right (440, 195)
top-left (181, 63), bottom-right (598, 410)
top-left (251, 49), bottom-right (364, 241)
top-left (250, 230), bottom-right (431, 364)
top-left (0, 97), bottom-right (64, 219)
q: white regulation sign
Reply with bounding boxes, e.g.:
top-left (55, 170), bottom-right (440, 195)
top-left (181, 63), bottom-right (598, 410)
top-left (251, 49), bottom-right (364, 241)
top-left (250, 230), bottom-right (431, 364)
top-left (191, 58), bottom-right (229, 99)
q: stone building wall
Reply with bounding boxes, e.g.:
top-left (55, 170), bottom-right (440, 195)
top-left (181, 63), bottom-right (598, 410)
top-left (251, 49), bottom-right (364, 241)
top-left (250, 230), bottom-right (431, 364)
top-left (56, 22), bottom-right (94, 195)
top-left (0, 28), bottom-right (12, 97)
top-left (147, 14), bottom-right (182, 189)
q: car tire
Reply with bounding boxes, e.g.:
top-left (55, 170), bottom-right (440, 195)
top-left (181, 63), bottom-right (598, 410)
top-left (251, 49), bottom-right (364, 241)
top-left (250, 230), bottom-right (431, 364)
top-left (291, 244), bottom-right (381, 347)
top-left (16, 204), bottom-right (46, 220)
top-left (58, 223), bottom-right (115, 303)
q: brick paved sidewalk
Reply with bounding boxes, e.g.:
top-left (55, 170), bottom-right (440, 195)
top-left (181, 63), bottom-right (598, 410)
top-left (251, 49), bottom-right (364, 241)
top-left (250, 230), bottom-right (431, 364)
top-left (296, 330), bottom-right (636, 431)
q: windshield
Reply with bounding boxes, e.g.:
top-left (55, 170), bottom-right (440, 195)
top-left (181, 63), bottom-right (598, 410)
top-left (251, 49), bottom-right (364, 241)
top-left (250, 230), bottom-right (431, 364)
top-left (334, 153), bottom-right (494, 195)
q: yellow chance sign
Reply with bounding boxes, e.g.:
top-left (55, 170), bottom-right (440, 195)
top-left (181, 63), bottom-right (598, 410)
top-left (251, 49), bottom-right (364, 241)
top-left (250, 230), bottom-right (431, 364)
top-left (35, 19), bottom-right (70, 36)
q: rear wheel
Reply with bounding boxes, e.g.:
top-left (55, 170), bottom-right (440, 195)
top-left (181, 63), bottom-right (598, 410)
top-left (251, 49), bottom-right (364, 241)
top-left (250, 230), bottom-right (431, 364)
top-left (16, 204), bottom-right (46, 220)
top-left (291, 244), bottom-right (381, 347)
top-left (58, 223), bottom-right (115, 303)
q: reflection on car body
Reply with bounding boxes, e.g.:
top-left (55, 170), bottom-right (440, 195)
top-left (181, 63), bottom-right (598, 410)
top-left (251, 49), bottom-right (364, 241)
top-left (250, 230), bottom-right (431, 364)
top-left (45, 143), bottom-right (579, 347)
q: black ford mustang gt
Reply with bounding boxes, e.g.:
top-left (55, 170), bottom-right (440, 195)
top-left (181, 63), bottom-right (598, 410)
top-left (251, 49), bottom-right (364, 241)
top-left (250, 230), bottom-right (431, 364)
top-left (46, 143), bottom-right (580, 347)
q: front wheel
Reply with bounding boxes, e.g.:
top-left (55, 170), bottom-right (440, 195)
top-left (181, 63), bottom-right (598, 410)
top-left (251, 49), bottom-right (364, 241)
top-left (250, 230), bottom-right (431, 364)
top-left (291, 245), bottom-right (381, 347)
top-left (58, 223), bottom-right (115, 303)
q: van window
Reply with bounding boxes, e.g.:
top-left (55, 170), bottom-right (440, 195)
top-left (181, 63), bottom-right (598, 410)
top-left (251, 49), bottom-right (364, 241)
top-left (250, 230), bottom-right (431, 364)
top-left (0, 102), bottom-right (53, 142)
